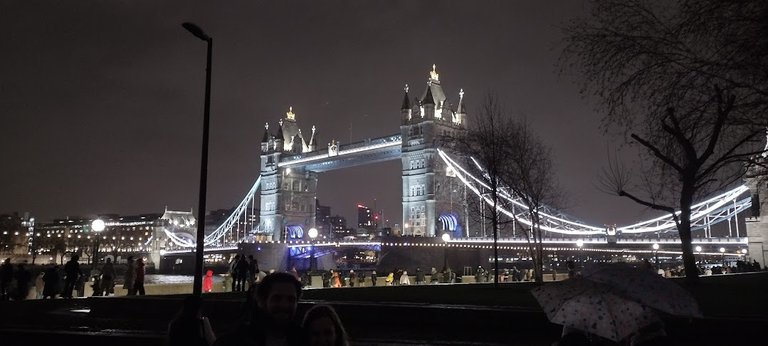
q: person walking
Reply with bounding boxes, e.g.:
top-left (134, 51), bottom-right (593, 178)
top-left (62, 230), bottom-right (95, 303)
top-left (331, 270), bottom-right (341, 288)
top-left (0, 258), bottom-right (13, 301)
top-left (247, 255), bottom-right (258, 288)
top-left (430, 267), bottom-right (438, 284)
top-left (101, 258), bottom-right (116, 296)
top-left (235, 256), bottom-right (249, 292)
top-left (35, 271), bottom-right (45, 299)
top-left (399, 270), bottom-right (410, 285)
top-left (415, 268), bottom-right (425, 285)
top-left (370, 270), bottom-right (377, 286)
top-left (229, 255), bottom-right (240, 292)
top-left (42, 265), bottom-right (60, 299)
top-left (14, 263), bottom-right (32, 300)
top-left (124, 256), bottom-right (136, 295)
top-left (203, 269), bottom-right (214, 293)
top-left (348, 270), bottom-right (356, 287)
top-left (385, 272), bottom-right (394, 286)
top-left (62, 255), bottom-right (82, 298)
top-left (134, 258), bottom-right (146, 296)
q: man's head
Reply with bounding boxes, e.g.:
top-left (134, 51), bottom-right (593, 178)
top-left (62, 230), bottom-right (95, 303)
top-left (256, 272), bottom-right (302, 325)
top-left (106, 258), bottom-right (112, 264)
top-left (71, 254), bottom-right (79, 261)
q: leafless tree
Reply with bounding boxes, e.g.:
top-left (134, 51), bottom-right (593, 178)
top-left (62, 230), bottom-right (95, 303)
top-left (442, 93), bottom-right (560, 285)
top-left (501, 118), bottom-right (562, 284)
top-left (563, 0), bottom-right (768, 281)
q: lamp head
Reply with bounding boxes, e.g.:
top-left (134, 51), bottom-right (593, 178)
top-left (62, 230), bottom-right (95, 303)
top-left (182, 22), bottom-right (210, 41)
top-left (308, 227), bottom-right (318, 239)
top-left (91, 219), bottom-right (106, 232)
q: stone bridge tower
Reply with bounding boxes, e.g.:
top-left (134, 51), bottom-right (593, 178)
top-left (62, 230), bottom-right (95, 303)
top-left (259, 107), bottom-right (319, 241)
top-left (400, 65), bottom-right (470, 237)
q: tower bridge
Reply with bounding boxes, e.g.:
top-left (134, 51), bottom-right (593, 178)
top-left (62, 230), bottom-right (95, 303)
top-left (155, 65), bottom-right (768, 272)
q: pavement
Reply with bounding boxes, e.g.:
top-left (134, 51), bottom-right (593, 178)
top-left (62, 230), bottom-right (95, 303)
top-left (1, 273), bottom-right (767, 345)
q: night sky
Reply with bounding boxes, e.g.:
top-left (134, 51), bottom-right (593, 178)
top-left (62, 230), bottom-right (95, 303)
top-left (1, 0), bottom-right (654, 227)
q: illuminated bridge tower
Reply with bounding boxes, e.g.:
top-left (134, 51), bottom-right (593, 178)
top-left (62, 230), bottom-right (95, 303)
top-left (259, 107), bottom-right (319, 241)
top-left (400, 65), bottom-right (469, 237)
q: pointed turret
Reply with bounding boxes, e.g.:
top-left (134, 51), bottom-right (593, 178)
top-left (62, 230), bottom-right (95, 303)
top-left (262, 122), bottom-right (270, 142)
top-left (261, 122), bottom-right (271, 152)
top-left (455, 89), bottom-right (466, 126)
top-left (309, 125), bottom-right (318, 151)
top-left (422, 85), bottom-right (435, 105)
top-left (401, 84), bottom-right (413, 124)
top-left (401, 84), bottom-right (411, 110)
top-left (275, 119), bottom-right (284, 141)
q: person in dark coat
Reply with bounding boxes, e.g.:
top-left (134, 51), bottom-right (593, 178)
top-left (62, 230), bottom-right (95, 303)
top-left (42, 265), bottom-right (60, 299)
top-left (213, 272), bottom-right (308, 346)
top-left (134, 258), bottom-right (146, 295)
top-left (247, 255), bottom-right (259, 288)
top-left (235, 256), bottom-right (249, 292)
top-left (0, 258), bottom-right (13, 301)
top-left (63, 255), bottom-right (82, 298)
top-left (14, 263), bottom-right (32, 300)
top-left (415, 268), bottom-right (426, 285)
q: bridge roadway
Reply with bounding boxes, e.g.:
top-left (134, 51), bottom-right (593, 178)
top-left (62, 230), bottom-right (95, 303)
top-left (163, 236), bottom-right (749, 257)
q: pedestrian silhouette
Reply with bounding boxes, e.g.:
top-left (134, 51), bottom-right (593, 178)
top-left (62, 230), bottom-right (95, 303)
top-left (63, 255), bottom-right (82, 298)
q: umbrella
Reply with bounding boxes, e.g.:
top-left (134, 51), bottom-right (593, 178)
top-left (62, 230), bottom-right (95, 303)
top-left (532, 278), bottom-right (659, 342)
top-left (581, 263), bottom-right (702, 317)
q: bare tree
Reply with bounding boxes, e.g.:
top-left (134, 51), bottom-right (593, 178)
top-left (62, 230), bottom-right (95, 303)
top-left (564, 0), bottom-right (768, 282)
top-left (501, 118), bottom-right (562, 284)
top-left (443, 94), bottom-right (560, 284)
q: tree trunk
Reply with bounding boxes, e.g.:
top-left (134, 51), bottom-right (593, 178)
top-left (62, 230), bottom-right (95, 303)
top-left (491, 184), bottom-right (500, 288)
top-left (679, 187), bottom-right (700, 283)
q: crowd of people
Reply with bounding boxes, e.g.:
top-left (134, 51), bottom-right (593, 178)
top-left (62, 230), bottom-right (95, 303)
top-left (0, 255), bottom-right (147, 300)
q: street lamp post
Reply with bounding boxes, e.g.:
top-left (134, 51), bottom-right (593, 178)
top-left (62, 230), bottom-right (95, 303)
top-left (719, 247), bottom-right (726, 267)
top-left (652, 243), bottom-right (660, 268)
top-left (91, 219), bottom-right (106, 265)
top-left (442, 233), bottom-right (451, 273)
top-left (182, 22), bottom-right (213, 297)
top-left (576, 239), bottom-right (584, 268)
top-left (695, 246), bottom-right (702, 265)
top-left (308, 228), bottom-right (318, 272)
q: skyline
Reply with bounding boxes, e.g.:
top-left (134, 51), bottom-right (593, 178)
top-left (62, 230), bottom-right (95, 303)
top-left (2, 0), bottom-right (669, 227)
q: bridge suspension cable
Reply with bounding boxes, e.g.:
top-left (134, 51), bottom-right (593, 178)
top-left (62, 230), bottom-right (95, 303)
top-left (437, 149), bottom-right (752, 236)
top-left (201, 175), bottom-right (262, 246)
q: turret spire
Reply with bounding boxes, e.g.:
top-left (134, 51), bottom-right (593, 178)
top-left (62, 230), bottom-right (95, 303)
top-left (262, 122), bottom-right (270, 142)
top-left (430, 64), bottom-right (439, 81)
top-left (401, 84), bottom-right (411, 110)
top-left (457, 89), bottom-right (465, 114)
top-left (286, 106), bottom-right (296, 121)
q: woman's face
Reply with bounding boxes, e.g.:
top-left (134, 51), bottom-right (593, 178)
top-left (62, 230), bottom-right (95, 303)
top-left (309, 316), bottom-right (337, 346)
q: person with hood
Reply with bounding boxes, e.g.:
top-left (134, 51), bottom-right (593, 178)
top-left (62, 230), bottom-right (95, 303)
top-left (42, 265), bottom-right (60, 299)
top-left (124, 256), bottom-right (136, 295)
top-left (14, 263), bottom-right (32, 300)
top-left (101, 257), bottom-right (116, 296)
top-left (203, 269), bottom-right (214, 293)
top-left (134, 258), bottom-right (146, 295)
top-left (62, 255), bottom-right (82, 298)
top-left (415, 268), bottom-right (425, 285)
top-left (399, 270), bottom-right (410, 285)
top-left (385, 272), bottom-right (394, 286)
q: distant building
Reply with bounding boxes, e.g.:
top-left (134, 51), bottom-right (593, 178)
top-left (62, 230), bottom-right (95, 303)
top-left (329, 216), bottom-right (348, 239)
top-left (315, 200), bottom-right (332, 238)
top-left (357, 204), bottom-right (373, 230)
top-left (0, 212), bottom-right (28, 257)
